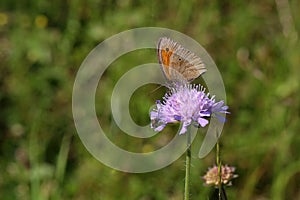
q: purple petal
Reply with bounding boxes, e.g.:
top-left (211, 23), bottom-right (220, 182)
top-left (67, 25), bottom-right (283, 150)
top-left (222, 105), bottom-right (229, 110)
top-left (154, 124), bottom-right (166, 132)
top-left (213, 101), bottom-right (224, 108)
top-left (174, 115), bottom-right (181, 121)
top-left (214, 114), bottom-right (227, 123)
top-left (179, 126), bottom-right (187, 135)
top-left (197, 118), bottom-right (209, 127)
top-left (150, 111), bottom-right (158, 120)
top-left (179, 120), bottom-right (192, 135)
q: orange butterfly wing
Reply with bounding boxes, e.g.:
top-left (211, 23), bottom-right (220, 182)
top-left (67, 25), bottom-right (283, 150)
top-left (157, 37), bottom-right (206, 83)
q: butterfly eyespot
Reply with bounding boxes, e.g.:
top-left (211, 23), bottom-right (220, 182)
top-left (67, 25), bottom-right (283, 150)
top-left (165, 47), bottom-right (169, 51)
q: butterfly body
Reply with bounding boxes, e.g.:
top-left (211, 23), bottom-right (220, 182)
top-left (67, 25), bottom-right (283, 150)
top-left (157, 37), bottom-right (206, 83)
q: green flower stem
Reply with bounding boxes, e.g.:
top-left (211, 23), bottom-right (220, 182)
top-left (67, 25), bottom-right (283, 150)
top-left (216, 141), bottom-right (222, 200)
top-left (184, 127), bottom-right (192, 200)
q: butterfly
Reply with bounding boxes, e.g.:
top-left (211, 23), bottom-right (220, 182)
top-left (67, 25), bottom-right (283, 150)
top-left (157, 37), bottom-right (206, 83)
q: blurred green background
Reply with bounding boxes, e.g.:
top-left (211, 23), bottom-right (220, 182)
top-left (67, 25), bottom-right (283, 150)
top-left (1, 0), bottom-right (299, 199)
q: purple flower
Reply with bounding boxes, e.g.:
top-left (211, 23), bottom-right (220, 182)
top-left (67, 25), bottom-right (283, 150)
top-left (150, 84), bottom-right (229, 134)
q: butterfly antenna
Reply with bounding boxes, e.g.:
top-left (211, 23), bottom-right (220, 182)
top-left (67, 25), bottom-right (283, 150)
top-left (149, 85), bottom-right (163, 94)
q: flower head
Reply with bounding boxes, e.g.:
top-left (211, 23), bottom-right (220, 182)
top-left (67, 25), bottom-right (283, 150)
top-left (150, 84), bottom-right (229, 134)
top-left (202, 165), bottom-right (238, 187)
